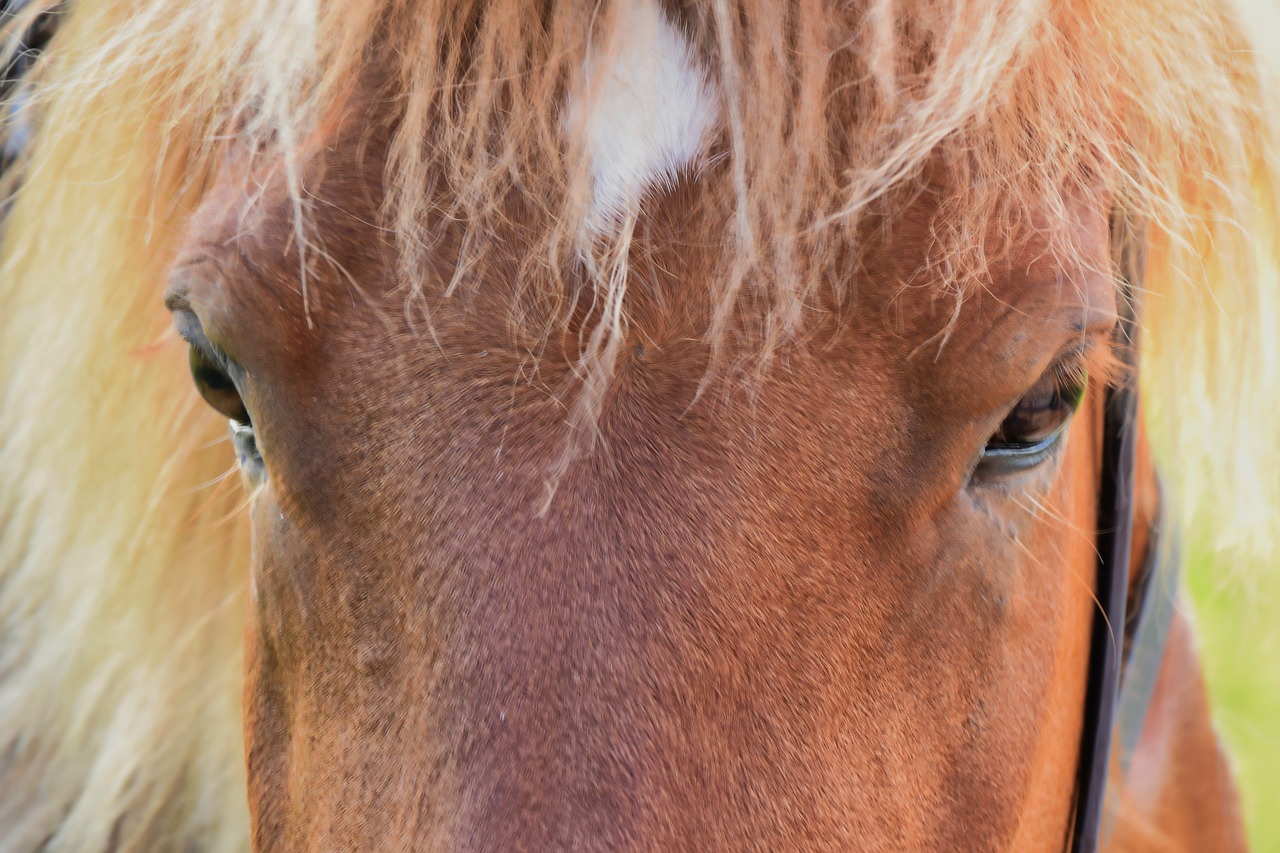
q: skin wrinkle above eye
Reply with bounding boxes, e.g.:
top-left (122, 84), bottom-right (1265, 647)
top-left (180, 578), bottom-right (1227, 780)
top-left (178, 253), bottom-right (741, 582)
top-left (166, 242), bottom-right (268, 350)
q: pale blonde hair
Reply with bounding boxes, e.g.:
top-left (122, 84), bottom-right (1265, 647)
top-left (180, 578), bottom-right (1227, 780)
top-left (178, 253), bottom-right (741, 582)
top-left (2, 0), bottom-right (1278, 849)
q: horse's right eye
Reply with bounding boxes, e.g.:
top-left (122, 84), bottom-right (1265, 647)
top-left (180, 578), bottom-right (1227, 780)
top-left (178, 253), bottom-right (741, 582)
top-left (189, 346), bottom-right (250, 425)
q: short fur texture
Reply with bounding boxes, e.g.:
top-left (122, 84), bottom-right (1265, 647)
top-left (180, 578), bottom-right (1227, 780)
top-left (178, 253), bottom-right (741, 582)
top-left (2, 0), bottom-right (1278, 849)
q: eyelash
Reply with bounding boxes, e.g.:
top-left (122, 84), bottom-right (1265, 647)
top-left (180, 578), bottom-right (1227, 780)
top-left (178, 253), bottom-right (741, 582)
top-left (971, 356), bottom-right (1090, 480)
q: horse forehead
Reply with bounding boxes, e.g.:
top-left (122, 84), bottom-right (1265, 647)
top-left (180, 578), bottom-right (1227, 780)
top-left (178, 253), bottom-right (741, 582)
top-left (566, 0), bottom-right (718, 226)
top-left (851, 183), bottom-right (1114, 315)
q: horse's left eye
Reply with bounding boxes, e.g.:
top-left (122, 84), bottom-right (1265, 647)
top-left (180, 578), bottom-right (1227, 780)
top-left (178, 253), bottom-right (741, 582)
top-left (975, 362), bottom-right (1087, 477)
top-left (172, 315), bottom-right (266, 485)
top-left (189, 347), bottom-right (250, 424)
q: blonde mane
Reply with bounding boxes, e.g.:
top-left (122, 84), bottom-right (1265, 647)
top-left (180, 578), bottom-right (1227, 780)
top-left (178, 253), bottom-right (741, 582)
top-left (2, 0), bottom-right (1279, 849)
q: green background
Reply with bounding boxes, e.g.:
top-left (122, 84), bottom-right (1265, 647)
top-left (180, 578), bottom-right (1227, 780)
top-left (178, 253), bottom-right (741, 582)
top-left (1190, 543), bottom-right (1280, 850)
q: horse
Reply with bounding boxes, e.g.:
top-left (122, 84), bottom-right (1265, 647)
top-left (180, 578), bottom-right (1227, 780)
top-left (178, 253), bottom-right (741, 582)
top-left (2, 0), bottom-right (1278, 850)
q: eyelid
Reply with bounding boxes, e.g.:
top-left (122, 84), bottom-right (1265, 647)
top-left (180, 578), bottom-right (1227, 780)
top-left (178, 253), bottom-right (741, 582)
top-left (1050, 340), bottom-right (1091, 375)
top-left (974, 424), bottom-right (1069, 479)
top-left (163, 288), bottom-right (191, 313)
top-left (985, 342), bottom-right (1090, 422)
top-left (969, 343), bottom-right (1093, 484)
top-left (1048, 347), bottom-right (1090, 393)
top-left (173, 308), bottom-right (241, 376)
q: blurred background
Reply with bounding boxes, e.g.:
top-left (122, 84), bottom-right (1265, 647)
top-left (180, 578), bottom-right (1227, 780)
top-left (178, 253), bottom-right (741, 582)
top-left (1190, 544), bottom-right (1280, 849)
top-left (1, 1), bottom-right (1275, 850)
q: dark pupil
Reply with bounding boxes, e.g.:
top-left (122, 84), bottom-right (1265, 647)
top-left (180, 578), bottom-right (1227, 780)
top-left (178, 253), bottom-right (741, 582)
top-left (989, 369), bottom-right (1085, 447)
top-left (189, 348), bottom-right (250, 424)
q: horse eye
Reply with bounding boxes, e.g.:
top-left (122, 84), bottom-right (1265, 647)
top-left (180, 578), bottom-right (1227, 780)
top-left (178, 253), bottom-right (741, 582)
top-left (189, 346), bottom-right (251, 425)
top-left (975, 363), bottom-right (1086, 478)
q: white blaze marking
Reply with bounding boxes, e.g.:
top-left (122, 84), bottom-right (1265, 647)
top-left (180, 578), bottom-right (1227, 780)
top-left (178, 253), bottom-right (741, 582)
top-left (570, 1), bottom-right (718, 226)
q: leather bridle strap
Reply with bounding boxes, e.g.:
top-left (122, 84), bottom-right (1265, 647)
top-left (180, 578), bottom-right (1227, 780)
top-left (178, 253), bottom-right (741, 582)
top-left (1115, 516), bottom-right (1177, 780)
top-left (1068, 225), bottom-right (1143, 853)
top-left (1094, 506), bottom-right (1178, 847)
